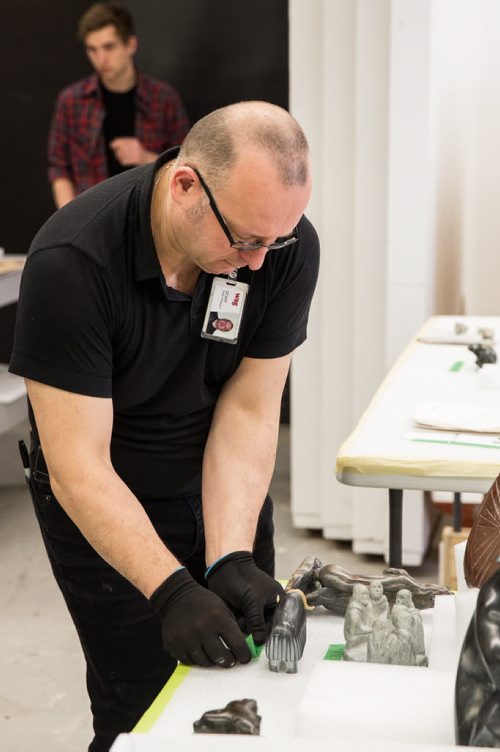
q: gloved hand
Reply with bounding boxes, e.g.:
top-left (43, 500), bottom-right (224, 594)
top-left (149, 568), bottom-right (251, 667)
top-left (205, 551), bottom-right (284, 645)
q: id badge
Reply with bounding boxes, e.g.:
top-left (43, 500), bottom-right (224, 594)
top-left (201, 276), bottom-right (249, 344)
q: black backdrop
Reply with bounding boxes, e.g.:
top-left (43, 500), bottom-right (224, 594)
top-left (0, 0), bottom-right (288, 251)
top-left (0, 0), bottom-right (288, 363)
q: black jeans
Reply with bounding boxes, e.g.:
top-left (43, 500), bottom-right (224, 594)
top-left (29, 473), bottom-right (275, 752)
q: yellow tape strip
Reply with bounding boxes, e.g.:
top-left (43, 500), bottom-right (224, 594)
top-left (132, 664), bottom-right (191, 733)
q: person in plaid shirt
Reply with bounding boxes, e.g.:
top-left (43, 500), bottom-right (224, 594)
top-left (48, 1), bottom-right (189, 208)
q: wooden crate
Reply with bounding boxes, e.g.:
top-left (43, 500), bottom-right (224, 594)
top-left (439, 525), bottom-right (471, 590)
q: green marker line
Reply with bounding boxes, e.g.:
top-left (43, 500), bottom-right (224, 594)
top-left (411, 437), bottom-right (500, 450)
top-left (449, 360), bottom-right (464, 372)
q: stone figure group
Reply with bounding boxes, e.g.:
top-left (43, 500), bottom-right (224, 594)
top-left (343, 582), bottom-right (428, 666)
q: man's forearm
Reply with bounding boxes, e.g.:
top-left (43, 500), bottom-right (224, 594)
top-left (52, 177), bottom-right (77, 209)
top-left (202, 397), bottom-right (281, 566)
top-left (50, 464), bottom-right (181, 597)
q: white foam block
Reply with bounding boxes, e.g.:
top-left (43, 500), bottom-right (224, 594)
top-left (454, 540), bottom-right (468, 592)
top-left (454, 588), bottom-right (479, 648)
top-left (295, 661), bottom-right (455, 745)
top-left (111, 735), bottom-right (480, 752)
top-left (428, 595), bottom-right (457, 670)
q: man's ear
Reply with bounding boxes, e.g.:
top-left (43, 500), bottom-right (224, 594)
top-left (127, 35), bottom-right (138, 56)
top-left (171, 167), bottom-right (198, 197)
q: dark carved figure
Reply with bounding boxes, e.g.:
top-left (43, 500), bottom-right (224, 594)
top-left (306, 564), bottom-right (450, 616)
top-left (455, 565), bottom-right (500, 747)
top-left (468, 344), bottom-right (498, 368)
top-left (285, 555), bottom-right (323, 594)
top-left (193, 699), bottom-right (261, 735)
top-left (465, 474), bottom-right (500, 588)
top-left (266, 590), bottom-right (307, 673)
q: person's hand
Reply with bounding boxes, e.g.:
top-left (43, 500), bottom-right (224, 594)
top-left (149, 568), bottom-right (251, 667)
top-left (109, 137), bottom-right (155, 166)
top-left (205, 551), bottom-right (284, 645)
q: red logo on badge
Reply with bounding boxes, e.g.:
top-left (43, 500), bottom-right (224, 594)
top-left (232, 293), bottom-right (240, 307)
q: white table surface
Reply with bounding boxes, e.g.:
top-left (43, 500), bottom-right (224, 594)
top-left (110, 592), bottom-right (492, 751)
top-left (337, 315), bottom-right (500, 493)
top-left (109, 604), bottom-right (445, 750)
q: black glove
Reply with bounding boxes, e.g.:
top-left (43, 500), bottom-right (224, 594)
top-left (149, 568), bottom-right (251, 668)
top-left (205, 551), bottom-right (284, 645)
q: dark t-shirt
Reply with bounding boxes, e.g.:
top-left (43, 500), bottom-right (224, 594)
top-left (101, 82), bottom-right (135, 177)
top-left (10, 148), bottom-right (320, 500)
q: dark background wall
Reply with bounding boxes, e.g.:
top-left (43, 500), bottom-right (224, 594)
top-left (0, 0), bottom-right (288, 362)
top-left (1, 0), bottom-right (288, 252)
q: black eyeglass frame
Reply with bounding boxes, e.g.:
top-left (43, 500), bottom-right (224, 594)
top-left (188, 165), bottom-right (300, 252)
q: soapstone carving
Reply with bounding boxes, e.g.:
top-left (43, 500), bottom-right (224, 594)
top-left (477, 326), bottom-right (495, 341)
top-left (468, 343), bottom-right (497, 368)
top-left (193, 699), bottom-right (261, 735)
top-left (393, 589), bottom-right (428, 666)
top-left (344, 583), bottom-right (429, 667)
top-left (285, 555), bottom-right (323, 595)
top-left (366, 580), bottom-right (390, 623)
top-left (306, 563), bottom-right (450, 615)
top-left (265, 555), bottom-right (320, 673)
top-left (266, 590), bottom-right (307, 673)
top-left (367, 615), bottom-right (395, 664)
top-left (343, 584), bottom-right (373, 661)
top-left (455, 564), bottom-right (500, 747)
top-left (464, 473), bottom-right (500, 588)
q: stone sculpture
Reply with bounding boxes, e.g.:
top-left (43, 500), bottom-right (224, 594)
top-left (343, 584), bottom-right (373, 661)
top-left (306, 563), bottom-right (450, 615)
top-left (464, 473), bottom-right (500, 588)
top-left (366, 580), bottom-right (390, 623)
top-left (193, 699), bottom-right (261, 735)
top-left (468, 343), bottom-right (497, 368)
top-left (285, 555), bottom-right (323, 595)
top-left (344, 584), bottom-right (428, 667)
top-left (392, 589), bottom-right (428, 666)
top-left (455, 565), bottom-right (500, 747)
top-left (266, 590), bottom-right (307, 673)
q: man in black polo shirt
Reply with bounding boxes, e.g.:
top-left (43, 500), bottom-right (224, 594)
top-left (10, 100), bottom-right (319, 752)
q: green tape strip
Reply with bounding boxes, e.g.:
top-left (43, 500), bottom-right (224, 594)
top-left (411, 437), bottom-right (500, 450)
top-left (449, 360), bottom-right (464, 372)
top-left (324, 643), bottom-right (345, 661)
top-left (246, 633), bottom-right (264, 658)
top-left (133, 664), bottom-right (191, 733)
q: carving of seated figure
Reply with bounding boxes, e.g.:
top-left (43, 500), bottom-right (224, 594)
top-left (390, 604), bottom-right (417, 666)
top-left (394, 589), bottom-right (428, 667)
top-left (367, 615), bottom-right (395, 664)
top-left (344, 583), bottom-right (372, 662)
top-left (367, 580), bottom-right (390, 625)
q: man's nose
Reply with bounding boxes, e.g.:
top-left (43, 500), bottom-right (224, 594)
top-left (94, 51), bottom-right (108, 67)
top-left (239, 246), bottom-right (269, 271)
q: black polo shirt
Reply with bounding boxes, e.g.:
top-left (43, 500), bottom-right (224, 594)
top-left (10, 148), bottom-right (319, 500)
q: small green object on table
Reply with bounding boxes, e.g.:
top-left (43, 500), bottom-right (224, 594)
top-left (323, 643), bottom-right (345, 661)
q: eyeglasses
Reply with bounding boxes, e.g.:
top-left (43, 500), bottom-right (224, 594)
top-left (189, 166), bottom-right (299, 252)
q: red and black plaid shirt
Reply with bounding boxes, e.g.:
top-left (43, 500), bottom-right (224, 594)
top-left (48, 72), bottom-right (189, 194)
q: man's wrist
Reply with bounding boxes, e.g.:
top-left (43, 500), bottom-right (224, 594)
top-left (205, 550), bottom-right (253, 579)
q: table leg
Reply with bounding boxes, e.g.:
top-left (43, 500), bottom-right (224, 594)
top-left (453, 492), bottom-right (462, 532)
top-left (389, 489), bottom-right (403, 568)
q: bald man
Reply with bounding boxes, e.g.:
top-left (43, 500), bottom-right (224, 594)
top-left (10, 101), bottom-right (319, 751)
